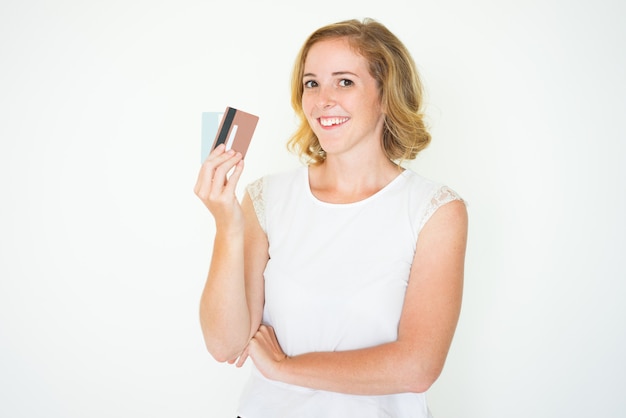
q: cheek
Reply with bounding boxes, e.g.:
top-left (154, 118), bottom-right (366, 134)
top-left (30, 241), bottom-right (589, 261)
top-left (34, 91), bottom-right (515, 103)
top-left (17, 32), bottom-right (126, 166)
top-left (301, 96), bottom-right (317, 124)
top-left (301, 93), bottom-right (314, 113)
top-left (365, 98), bottom-right (384, 120)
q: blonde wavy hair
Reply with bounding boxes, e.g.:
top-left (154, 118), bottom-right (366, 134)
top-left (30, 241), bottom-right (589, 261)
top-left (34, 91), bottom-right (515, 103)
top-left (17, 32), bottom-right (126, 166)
top-left (287, 18), bottom-right (431, 165)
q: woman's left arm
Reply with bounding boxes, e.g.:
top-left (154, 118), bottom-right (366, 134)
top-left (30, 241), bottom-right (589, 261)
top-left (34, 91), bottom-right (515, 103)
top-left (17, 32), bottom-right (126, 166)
top-left (245, 199), bottom-right (468, 395)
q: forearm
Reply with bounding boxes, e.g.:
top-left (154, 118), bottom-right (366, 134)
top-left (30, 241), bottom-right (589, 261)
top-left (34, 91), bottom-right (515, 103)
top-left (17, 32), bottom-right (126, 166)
top-left (273, 341), bottom-right (441, 395)
top-left (199, 227), bottom-right (250, 362)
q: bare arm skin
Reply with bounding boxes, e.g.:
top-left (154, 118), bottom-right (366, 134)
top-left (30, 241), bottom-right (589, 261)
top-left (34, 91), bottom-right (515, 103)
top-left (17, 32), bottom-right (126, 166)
top-left (243, 199), bottom-right (468, 395)
top-left (195, 144), bottom-right (268, 362)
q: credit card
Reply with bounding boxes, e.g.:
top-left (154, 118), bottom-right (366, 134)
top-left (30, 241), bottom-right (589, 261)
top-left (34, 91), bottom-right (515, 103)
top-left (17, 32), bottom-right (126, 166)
top-left (204, 106), bottom-right (259, 162)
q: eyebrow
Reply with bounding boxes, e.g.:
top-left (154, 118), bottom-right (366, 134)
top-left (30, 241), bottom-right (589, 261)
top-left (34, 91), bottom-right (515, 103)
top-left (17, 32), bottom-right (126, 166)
top-left (303, 71), bottom-right (359, 78)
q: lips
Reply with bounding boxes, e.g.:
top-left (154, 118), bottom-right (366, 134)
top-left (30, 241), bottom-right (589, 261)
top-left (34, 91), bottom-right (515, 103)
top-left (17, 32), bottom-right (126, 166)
top-left (319, 117), bottom-right (349, 127)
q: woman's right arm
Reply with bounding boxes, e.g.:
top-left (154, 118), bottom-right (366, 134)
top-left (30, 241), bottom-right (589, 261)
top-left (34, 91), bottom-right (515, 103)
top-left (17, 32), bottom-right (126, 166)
top-left (194, 144), bottom-right (267, 363)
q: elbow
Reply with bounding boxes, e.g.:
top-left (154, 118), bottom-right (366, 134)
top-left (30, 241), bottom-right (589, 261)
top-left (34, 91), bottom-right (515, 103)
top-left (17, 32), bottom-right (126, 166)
top-left (203, 338), bottom-right (241, 363)
top-left (407, 374), bottom-right (438, 394)
top-left (210, 351), bottom-right (234, 364)
top-left (199, 309), bottom-right (247, 363)
top-left (395, 342), bottom-right (449, 393)
top-left (205, 341), bottom-right (229, 363)
top-left (404, 362), bottom-right (444, 393)
top-left (200, 319), bottom-right (244, 363)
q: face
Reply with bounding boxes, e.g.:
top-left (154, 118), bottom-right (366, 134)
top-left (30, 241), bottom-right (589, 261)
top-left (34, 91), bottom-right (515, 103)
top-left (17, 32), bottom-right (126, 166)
top-left (301, 38), bottom-right (385, 159)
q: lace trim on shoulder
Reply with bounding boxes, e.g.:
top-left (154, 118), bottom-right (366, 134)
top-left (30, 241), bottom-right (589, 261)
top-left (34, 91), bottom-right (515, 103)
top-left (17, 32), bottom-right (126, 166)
top-left (246, 177), bottom-right (266, 232)
top-left (418, 186), bottom-right (464, 232)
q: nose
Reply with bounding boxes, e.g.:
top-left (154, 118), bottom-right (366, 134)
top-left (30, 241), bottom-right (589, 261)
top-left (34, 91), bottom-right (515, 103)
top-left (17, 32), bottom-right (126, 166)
top-left (317, 85), bottom-right (335, 109)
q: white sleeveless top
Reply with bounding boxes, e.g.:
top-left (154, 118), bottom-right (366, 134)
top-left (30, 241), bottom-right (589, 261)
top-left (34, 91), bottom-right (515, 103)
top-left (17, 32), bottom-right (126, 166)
top-left (237, 166), bottom-right (463, 418)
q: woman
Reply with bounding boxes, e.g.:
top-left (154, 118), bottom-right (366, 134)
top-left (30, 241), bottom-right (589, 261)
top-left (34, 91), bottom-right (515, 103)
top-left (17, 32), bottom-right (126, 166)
top-left (194, 17), bottom-right (468, 418)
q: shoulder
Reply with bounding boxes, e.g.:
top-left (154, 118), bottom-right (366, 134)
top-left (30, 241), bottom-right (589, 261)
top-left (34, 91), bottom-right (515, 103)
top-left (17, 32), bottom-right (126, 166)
top-left (246, 166), bottom-right (305, 199)
top-left (245, 166), bottom-right (306, 232)
top-left (401, 169), bottom-right (463, 200)
top-left (400, 169), bottom-right (467, 232)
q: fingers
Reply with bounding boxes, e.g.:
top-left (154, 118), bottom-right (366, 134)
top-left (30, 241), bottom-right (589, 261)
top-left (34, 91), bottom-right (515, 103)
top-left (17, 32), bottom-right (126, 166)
top-left (212, 148), bottom-right (242, 185)
top-left (253, 325), bottom-right (273, 344)
top-left (235, 346), bottom-right (249, 368)
top-left (194, 144), bottom-right (244, 203)
top-left (250, 325), bottom-right (287, 362)
top-left (217, 157), bottom-right (244, 196)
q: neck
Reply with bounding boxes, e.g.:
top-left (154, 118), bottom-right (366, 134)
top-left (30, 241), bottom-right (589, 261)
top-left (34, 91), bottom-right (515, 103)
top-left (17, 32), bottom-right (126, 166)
top-left (308, 154), bottom-right (403, 204)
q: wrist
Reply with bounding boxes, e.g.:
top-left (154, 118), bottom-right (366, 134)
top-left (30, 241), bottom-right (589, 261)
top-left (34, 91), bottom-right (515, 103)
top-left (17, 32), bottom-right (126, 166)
top-left (214, 220), bottom-right (245, 238)
top-left (275, 354), bottom-right (292, 382)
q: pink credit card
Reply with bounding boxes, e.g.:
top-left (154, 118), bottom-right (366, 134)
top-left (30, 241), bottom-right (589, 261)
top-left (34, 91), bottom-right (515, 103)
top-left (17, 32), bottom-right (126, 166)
top-left (210, 106), bottom-right (259, 158)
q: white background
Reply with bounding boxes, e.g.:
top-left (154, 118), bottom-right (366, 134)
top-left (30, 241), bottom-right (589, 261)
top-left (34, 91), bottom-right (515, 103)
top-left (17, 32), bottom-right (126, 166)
top-left (1, 0), bottom-right (625, 417)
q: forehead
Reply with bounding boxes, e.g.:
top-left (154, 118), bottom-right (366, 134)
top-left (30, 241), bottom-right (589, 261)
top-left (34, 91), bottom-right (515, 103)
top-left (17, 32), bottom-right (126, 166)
top-left (304, 38), bottom-right (369, 74)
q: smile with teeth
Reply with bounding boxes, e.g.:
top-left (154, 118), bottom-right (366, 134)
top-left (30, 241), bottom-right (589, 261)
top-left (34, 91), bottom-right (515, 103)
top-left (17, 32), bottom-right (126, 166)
top-left (319, 117), bottom-right (349, 127)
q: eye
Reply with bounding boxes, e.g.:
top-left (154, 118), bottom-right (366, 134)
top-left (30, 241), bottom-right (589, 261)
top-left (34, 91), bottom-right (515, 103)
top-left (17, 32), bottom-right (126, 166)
top-left (339, 79), bottom-right (354, 87)
top-left (304, 80), bottom-right (318, 88)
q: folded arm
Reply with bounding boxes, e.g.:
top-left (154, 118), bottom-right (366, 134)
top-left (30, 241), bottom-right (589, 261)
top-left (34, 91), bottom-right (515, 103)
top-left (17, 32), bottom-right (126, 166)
top-left (245, 199), bottom-right (468, 395)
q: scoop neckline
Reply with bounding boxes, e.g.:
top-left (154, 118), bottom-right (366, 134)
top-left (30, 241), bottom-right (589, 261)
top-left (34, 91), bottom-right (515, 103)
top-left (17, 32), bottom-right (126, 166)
top-left (303, 166), bottom-right (407, 207)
